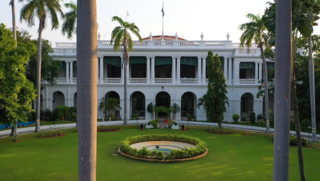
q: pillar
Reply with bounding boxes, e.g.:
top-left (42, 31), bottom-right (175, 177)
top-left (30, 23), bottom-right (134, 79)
top-left (177, 56), bottom-right (181, 84)
top-left (121, 56), bottom-right (124, 83)
top-left (259, 63), bottom-right (262, 80)
top-left (151, 56), bottom-right (155, 84)
top-left (146, 56), bottom-right (150, 84)
top-left (172, 56), bottom-right (176, 84)
top-left (66, 61), bottom-right (69, 83)
top-left (224, 57), bottom-right (227, 81)
top-left (228, 57), bottom-right (232, 85)
top-left (202, 56), bottom-right (206, 84)
top-left (198, 56), bottom-right (201, 84)
top-left (100, 56), bottom-right (103, 83)
top-left (70, 61), bottom-right (73, 83)
top-left (255, 62), bottom-right (259, 84)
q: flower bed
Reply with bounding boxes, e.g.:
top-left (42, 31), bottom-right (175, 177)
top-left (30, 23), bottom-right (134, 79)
top-left (206, 130), bottom-right (234, 134)
top-left (37, 134), bottom-right (66, 138)
top-left (119, 134), bottom-right (208, 162)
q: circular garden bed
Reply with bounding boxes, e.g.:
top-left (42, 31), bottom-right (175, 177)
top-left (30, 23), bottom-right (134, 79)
top-left (119, 134), bottom-right (208, 162)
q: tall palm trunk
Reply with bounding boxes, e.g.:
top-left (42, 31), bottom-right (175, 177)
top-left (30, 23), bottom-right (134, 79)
top-left (274, 0), bottom-right (292, 180)
top-left (260, 44), bottom-right (270, 133)
top-left (10, 0), bottom-right (18, 137)
top-left (10, 0), bottom-right (16, 41)
top-left (123, 41), bottom-right (128, 125)
top-left (35, 19), bottom-right (43, 132)
top-left (291, 69), bottom-right (306, 181)
top-left (77, 0), bottom-right (97, 180)
top-left (308, 37), bottom-right (317, 142)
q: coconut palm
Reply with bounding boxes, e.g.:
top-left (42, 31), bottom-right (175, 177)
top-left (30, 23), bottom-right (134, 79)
top-left (61, 2), bottom-right (77, 39)
top-left (76, 0), bottom-right (97, 180)
top-left (20, 0), bottom-right (63, 132)
top-left (110, 16), bottom-right (142, 125)
top-left (239, 13), bottom-right (270, 133)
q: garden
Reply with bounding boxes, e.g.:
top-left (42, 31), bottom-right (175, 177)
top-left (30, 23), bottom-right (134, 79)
top-left (0, 125), bottom-right (319, 181)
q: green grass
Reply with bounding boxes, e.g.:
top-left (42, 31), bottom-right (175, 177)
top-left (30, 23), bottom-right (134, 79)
top-left (0, 126), bottom-right (319, 181)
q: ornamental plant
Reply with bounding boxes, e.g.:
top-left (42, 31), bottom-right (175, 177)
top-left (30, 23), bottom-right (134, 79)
top-left (232, 114), bottom-right (240, 123)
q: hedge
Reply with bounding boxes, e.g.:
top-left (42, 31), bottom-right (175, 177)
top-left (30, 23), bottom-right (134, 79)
top-left (120, 134), bottom-right (207, 160)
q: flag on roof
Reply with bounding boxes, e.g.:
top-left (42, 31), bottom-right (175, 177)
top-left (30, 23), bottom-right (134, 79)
top-left (162, 2), bottom-right (165, 17)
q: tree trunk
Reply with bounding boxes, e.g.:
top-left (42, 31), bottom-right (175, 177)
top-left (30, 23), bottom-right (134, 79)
top-left (260, 45), bottom-right (270, 133)
top-left (274, 0), bottom-right (292, 181)
top-left (291, 71), bottom-right (306, 181)
top-left (35, 20), bottom-right (43, 132)
top-left (77, 0), bottom-right (97, 180)
top-left (308, 37), bottom-right (317, 142)
top-left (10, 0), bottom-right (16, 41)
top-left (123, 42), bottom-right (129, 125)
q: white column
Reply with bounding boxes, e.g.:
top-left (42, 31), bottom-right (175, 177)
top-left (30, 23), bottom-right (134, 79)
top-left (146, 56), bottom-right (150, 84)
top-left (100, 56), bottom-right (103, 83)
top-left (223, 57), bottom-right (227, 81)
top-left (228, 57), bottom-right (232, 85)
top-left (255, 63), bottom-right (259, 84)
top-left (197, 56), bottom-right (201, 84)
top-left (121, 56), bottom-right (124, 83)
top-left (259, 63), bottom-right (262, 81)
top-left (66, 61), bottom-right (69, 83)
top-left (177, 56), bottom-right (181, 84)
top-left (202, 56), bottom-right (206, 84)
top-left (97, 58), bottom-right (99, 83)
top-left (70, 61), bottom-right (73, 83)
top-left (151, 56), bottom-right (155, 84)
top-left (233, 60), bottom-right (240, 84)
top-left (172, 56), bottom-right (176, 84)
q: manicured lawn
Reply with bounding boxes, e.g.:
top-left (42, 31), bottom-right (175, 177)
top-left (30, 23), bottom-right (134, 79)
top-left (0, 126), bottom-right (319, 181)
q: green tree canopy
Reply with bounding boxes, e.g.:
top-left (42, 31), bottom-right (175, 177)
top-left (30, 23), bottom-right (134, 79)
top-left (0, 24), bottom-right (36, 124)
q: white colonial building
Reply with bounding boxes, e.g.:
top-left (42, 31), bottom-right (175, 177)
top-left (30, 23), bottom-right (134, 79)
top-left (41, 34), bottom-right (275, 122)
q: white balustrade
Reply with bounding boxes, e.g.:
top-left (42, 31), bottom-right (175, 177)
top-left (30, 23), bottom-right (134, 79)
top-left (55, 42), bottom-right (76, 48)
top-left (104, 78), bottom-right (121, 83)
top-left (56, 77), bottom-right (66, 83)
top-left (154, 78), bottom-right (172, 83)
top-left (154, 42), bottom-right (173, 46)
top-left (239, 49), bottom-right (257, 55)
top-left (239, 79), bottom-right (255, 84)
top-left (205, 41), bottom-right (225, 46)
top-left (180, 41), bottom-right (199, 46)
top-left (180, 78), bottom-right (198, 84)
top-left (129, 78), bottom-right (147, 83)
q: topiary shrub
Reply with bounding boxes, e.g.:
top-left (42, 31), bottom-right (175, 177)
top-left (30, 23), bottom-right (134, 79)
top-left (232, 114), bottom-right (240, 123)
top-left (149, 119), bottom-right (159, 127)
top-left (250, 112), bottom-right (256, 124)
top-left (258, 119), bottom-right (265, 125)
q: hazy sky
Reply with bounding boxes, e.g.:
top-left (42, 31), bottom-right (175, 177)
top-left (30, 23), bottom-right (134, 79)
top-left (1, 0), bottom-right (320, 46)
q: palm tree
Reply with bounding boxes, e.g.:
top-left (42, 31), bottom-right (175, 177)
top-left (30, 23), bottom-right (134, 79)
top-left (273, 0), bottom-right (292, 180)
top-left (99, 97), bottom-right (121, 120)
top-left (61, 2), bottom-right (77, 39)
top-left (20, 0), bottom-right (63, 132)
top-left (110, 16), bottom-right (142, 125)
top-left (239, 13), bottom-right (270, 133)
top-left (76, 0), bottom-right (97, 180)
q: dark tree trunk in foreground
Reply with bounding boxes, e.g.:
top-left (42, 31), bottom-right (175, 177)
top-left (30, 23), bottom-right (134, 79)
top-left (274, 0), bottom-right (292, 180)
top-left (77, 0), bottom-right (97, 180)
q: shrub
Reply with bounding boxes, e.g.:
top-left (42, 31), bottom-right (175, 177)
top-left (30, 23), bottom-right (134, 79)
top-left (232, 114), bottom-right (240, 123)
top-left (250, 112), bottom-right (256, 124)
top-left (106, 114), bottom-right (116, 121)
top-left (300, 119), bottom-right (311, 132)
top-left (69, 107), bottom-right (77, 121)
top-left (258, 119), bottom-right (265, 125)
top-left (188, 114), bottom-right (196, 121)
top-left (131, 114), bottom-right (138, 120)
top-left (289, 137), bottom-right (307, 146)
top-left (54, 106), bottom-right (70, 120)
top-left (257, 114), bottom-right (265, 121)
top-left (149, 119), bottom-right (158, 127)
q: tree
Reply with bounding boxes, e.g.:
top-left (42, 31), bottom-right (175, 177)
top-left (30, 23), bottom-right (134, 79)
top-left (20, 0), bottom-right (63, 132)
top-left (61, 2), bottom-right (77, 39)
top-left (76, 0), bottom-right (97, 180)
top-left (171, 103), bottom-right (180, 120)
top-left (110, 15), bottom-right (142, 125)
top-left (239, 13), bottom-right (271, 133)
top-left (0, 24), bottom-right (36, 136)
top-left (204, 51), bottom-right (228, 128)
top-left (99, 97), bottom-right (121, 120)
top-left (273, 0), bottom-right (292, 180)
top-left (26, 39), bottom-right (61, 87)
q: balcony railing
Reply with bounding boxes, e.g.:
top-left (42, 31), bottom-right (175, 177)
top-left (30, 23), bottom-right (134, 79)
top-left (104, 78), bottom-right (121, 83)
top-left (239, 79), bottom-right (255, 84)
top-left (129, 78), bottom-right (147, 83)
top-left (180, 78), bottom-right (198, 84)
top-left (154, 78), bottom-right (172, 83)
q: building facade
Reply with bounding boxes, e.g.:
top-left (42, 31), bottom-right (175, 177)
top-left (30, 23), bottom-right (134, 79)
top-left (42, 35), bottom-right (274, 122)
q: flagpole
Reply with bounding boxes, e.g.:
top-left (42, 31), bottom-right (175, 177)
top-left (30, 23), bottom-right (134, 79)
top-left (162, 2), bottom-right (164, 40)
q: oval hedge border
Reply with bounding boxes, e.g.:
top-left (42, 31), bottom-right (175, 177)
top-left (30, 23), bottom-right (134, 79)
top-left (119, 134), bottom-right (208, 162)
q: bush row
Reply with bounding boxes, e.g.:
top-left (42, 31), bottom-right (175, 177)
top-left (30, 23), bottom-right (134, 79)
top-left (120, 134), bottom-right (207, 160)
top-left (28, 106), bottom-right (77, 121)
